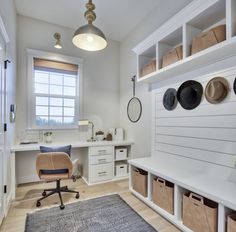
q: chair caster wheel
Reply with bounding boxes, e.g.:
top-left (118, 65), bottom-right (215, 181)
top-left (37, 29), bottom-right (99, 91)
top-left (76, 193), bottom-right (80, 199)
top-left (60, 205), bottom-right (65, 210)
top-left (73, 177), bottom-right (76, 182)
top-left (42, 191), bottom-right (46, 196)
top-left (36, 201), bottom-right (41, 207)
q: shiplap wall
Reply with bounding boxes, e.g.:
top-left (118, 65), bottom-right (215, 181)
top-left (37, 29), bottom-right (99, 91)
top-left (153, 67), bottom-right (236, 169)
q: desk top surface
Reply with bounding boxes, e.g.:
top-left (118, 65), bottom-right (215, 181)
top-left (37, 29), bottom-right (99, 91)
top-left (11, 140), bottom-right (134, 152)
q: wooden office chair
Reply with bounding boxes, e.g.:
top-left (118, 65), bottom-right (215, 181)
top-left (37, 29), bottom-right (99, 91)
top-left (36, 152), bottom-right (80, 209)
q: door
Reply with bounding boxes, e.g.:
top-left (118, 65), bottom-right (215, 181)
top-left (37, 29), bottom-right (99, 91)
top-left (0, 32), bottom-right (6, 223)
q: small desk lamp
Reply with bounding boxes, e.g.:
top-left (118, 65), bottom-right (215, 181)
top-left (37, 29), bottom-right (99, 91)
top-left (78, 119), bottom-right (96, 142)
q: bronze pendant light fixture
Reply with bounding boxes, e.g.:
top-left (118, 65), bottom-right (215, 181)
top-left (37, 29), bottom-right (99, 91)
top-left (72, 0), bottom-right (107, 51)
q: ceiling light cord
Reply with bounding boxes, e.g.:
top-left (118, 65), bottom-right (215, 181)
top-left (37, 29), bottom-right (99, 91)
top-left (85, 0), bottom-right (96, 24)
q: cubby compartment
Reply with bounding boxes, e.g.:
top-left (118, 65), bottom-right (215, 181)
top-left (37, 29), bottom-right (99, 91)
top-left (151, 175), bottom-right (174, 215)
top-left (131, 166), bottom-right (148, 197)
top-left (183, 192), bottom-right (218, 232)
top-left (225, 208), bottom-right (236, 232)
top-left (115, 161), bottom-right (128, 177)
top-left (138, 45), bottom-right (157, 79)
top-left (158, 27), bottom-right (183, 69)
top-left (185, 0), bottom-right (226, 57)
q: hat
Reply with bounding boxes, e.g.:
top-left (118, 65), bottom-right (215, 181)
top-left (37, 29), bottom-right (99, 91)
top-left (177, 80), bottom-right (203, 110)
top-left (205, 77), bottom-right (229, 104)
top-left (163, 88), bottom-right (178, 111)
top-left (233, 78), bottom-right (236, 94)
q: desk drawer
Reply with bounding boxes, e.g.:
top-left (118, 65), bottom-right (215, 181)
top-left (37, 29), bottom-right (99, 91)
top-left (90, 154), bottom-right (113, 165)
top-left (90, 163), bottom-right (113, 183)
top-left (89, 146), bottom-right (113, 156)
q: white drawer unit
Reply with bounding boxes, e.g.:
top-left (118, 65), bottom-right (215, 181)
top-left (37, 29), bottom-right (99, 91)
top-left (90, 163), bottom-right (113, 183)
top-left (90, 154), bottom-right (113, 165)
top-left (115, 147), bottom-right (127, 161)
top-left (89, 146), bottom-right (113, 156)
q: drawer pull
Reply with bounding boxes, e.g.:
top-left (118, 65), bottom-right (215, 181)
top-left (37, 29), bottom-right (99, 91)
top-left (98, 158), bottom-right (107, 161)
top-left (98, 171), bottom-right (107, 176)
top-left (98, 150), bottom-right (107, 153)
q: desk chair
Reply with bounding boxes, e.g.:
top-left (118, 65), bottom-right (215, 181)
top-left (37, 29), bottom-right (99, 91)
top-left (36, 152), bottom-right (80, 210)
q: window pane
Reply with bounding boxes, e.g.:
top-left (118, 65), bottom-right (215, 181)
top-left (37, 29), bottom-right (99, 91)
top-left (36, 116), bottom-right (49, 126)
top-left (64, 107), bottom-right (74, 116)
top-left (49, 117), bottom-right (63, 125)
top-left (50, 107), bottom-right (62, 116)
top-left (64, 86), bottom-right (76, 96)
top-left (50, 85), bottom-right (63, 95)
top-left (36, 106), bottom-right (48, 115)
top-left (64, 75), bottom-right (76, 86)
top-left (64, 117), bottom-right (74, 124)
top-left (35, 71), bottom-right (49, 84)
top-left (50, 97), bottom-right (63, 106)
top-left (50, 73), bottom-right (63, 85)
top-left (36, 97), bottom-right (48, 106)
top-left (64, 99), bottom-right (75, 107)
top-left (35, 83), bottom-right (49, 94)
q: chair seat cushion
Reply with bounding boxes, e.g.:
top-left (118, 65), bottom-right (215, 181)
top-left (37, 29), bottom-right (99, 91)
top-left (41, 169), bottom-right (68, 174)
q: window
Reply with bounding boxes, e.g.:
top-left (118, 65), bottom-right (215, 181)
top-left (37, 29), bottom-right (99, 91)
top-left (27, 50), bottom-right (83, 129)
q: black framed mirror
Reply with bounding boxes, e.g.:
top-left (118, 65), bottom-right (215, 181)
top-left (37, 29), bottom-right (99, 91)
top-left (127, 76), bottom-right (142, 123)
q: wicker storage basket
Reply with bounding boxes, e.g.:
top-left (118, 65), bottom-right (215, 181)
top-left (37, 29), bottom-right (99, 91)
top-left (140, 60), bottom-right (156, 77)
top-left (152, 177), bottom-right (174, 214)
top-left (227, 214), bottom-right (236, 232)
top-left (183, 192), bottom-right (218, 232)
top-left (162, 45), bottom-right (183, 68)
top-left (132, 167), bottom-right (148, 197)
top-left (191, 24), bottom-right (226, 55)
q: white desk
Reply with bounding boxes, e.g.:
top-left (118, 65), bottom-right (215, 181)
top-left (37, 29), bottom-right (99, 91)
top-left (11, 140), bottom-right (134, 198)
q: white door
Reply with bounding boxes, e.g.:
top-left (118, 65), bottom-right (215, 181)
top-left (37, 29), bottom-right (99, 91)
top-left (0, 32), bottom-right (6, 223)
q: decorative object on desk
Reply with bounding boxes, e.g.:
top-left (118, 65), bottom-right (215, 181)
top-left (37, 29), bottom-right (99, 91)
top-left (95, 130), bottom-right (104, 141)
top-left (10, 104), bottom-right (16, 123)
top-left (43, 132), bottom-right (53, 143)
top-left (163, 88), bottom-right (178, 111)
top-left (177, 80), bottom-right (203, 110)
top-left (234, 78), bottom-right (236, 94)
top-left (72, 0), bottom-right (107, 51)
top-left (127, 76), bottom-right (142, 123)
top-left (25, 195), bottom-right (157, 232)
top-left (78, 119), bottom-right (96, 142)
top-left (53, 33), bottom-right (62, 49)
top-left (205, 77), bottom-right (229, 104)
top-left (106, 132), bottom-right (112, 141)
top-left (191, 24), bottom-right (226, 55)
top-left (109, 128), bottom-right (124, 141)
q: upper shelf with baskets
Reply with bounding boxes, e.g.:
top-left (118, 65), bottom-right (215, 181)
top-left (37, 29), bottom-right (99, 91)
top-left (134, 0), bottom-right (236, 84)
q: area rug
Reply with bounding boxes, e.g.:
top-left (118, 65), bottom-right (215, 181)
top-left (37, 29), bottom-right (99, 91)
top-left (25, 194), bottom-right (157, 232)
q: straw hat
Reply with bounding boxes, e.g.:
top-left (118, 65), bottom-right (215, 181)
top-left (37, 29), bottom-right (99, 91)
top-left (205, 77), bottom-right (229, 104)
top-left (177, 80), bottom-right (203, 110)
top-left (163, 88), bottom-right (178, 111)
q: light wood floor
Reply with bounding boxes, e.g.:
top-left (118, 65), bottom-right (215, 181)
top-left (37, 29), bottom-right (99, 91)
top-left (0, 179), bottom-right (180, 232)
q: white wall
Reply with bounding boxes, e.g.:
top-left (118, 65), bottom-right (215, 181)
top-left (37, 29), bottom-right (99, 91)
top-left (16, 15), bottom-right (120, 143)
top-left (0, 0), bottom-right (16, 210)
top-left (119, 0), bottom-right (191, 158)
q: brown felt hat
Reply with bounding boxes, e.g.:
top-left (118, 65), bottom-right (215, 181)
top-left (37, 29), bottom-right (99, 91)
top-left (205, 77), bottom-right (229, 104)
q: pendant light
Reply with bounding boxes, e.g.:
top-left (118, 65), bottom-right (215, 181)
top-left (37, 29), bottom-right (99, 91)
top-left (72, 0), bottom-right (107, 51)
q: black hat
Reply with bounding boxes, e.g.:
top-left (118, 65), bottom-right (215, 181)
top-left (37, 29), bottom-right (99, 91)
top-left (163, 88), bottom-right (178, 111)
top-left (177, 80), bottom-right (203, 110)
top-left (234, 78), bottom-right (236, 94)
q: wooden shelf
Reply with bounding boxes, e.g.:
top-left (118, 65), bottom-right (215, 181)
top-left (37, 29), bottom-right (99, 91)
top-left (138, 38), bottom-right (236, 84)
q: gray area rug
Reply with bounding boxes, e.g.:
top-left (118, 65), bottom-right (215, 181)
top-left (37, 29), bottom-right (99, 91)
top-left (25, 194), bottom-right (157, 232)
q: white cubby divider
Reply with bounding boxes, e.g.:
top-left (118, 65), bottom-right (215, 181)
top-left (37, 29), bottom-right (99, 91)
top-left (134, 0), bottom-right (236, 83)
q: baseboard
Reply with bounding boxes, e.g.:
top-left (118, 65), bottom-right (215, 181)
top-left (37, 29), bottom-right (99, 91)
top-left (18, 175), bottom-right (40, 184)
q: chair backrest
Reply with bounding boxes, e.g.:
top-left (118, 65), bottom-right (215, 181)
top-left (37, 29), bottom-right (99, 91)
top-left (36, 152), bottom-right (73, 178)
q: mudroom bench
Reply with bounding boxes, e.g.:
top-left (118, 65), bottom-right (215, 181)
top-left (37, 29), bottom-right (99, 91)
top-left (129, 155), bottom-right (236, 232)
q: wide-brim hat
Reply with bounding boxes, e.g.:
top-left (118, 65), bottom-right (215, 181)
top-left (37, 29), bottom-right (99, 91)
top-left (205, 77), bottom-right (229, 104)
top-left (177, 80), bottom-right (203, 110)
top-left (163, 88), bottom-right (178, 111)
top-left (233, 78), bottom-right (236, 94)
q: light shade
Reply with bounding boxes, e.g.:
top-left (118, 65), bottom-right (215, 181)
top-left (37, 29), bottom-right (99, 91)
top-left (72, 24), bottom-right (107, 51)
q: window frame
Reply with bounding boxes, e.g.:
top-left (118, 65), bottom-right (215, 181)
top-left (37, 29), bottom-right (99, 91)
top-left (27, 49), bottom-right (83, 130)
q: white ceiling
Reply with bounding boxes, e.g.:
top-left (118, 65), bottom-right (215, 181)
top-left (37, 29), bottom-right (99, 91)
top-left (14, 0), bottom-right (192, 42)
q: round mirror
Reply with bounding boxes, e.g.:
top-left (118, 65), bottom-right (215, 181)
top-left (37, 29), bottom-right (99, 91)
top-left (127, 97), bottom-right (142, 123)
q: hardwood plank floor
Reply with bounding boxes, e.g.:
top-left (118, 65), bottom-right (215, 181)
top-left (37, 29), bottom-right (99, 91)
top-left (0, 179), bottom-right (180, 232)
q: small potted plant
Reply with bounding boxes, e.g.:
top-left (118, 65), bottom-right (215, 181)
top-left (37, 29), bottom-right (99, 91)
top-left (95, 131), bottom-right (104, 141)
top-left (44, 132), bottom-right (53, 143)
